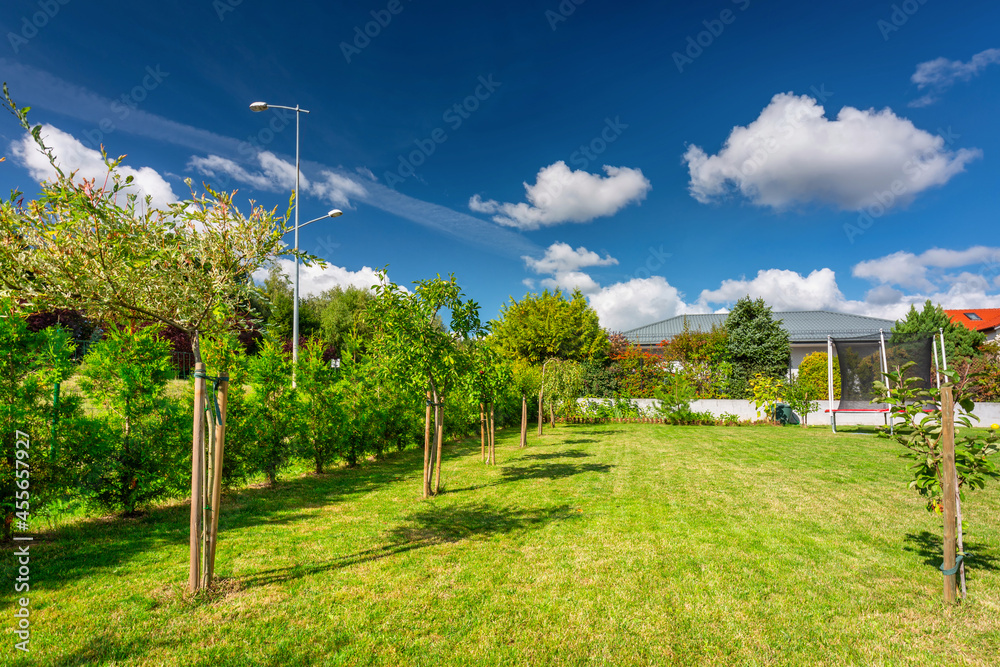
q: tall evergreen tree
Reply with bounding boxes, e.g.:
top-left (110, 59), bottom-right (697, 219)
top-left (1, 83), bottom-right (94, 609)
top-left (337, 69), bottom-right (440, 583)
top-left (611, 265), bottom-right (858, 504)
top-left (725, 297), bottom-right (790, 397)
top-left (891, 300), bottom-right (985, 362)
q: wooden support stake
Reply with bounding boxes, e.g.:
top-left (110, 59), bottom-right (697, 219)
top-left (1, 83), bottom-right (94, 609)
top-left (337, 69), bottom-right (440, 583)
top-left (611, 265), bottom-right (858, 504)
top-left (941, 386), bottom-right (958, 605)
top-left (520, 395), bottom-right (528, 448)
top-left (205, 377), bottom-right (228, 587)
top-left (423, 391), bottom-right (432, 498)
top-left (188, 363), bottom-right (206, 593)
top-left (434, 400), bottom-right (445, 495)
top-left (480, 403), bottom-right (485, 463)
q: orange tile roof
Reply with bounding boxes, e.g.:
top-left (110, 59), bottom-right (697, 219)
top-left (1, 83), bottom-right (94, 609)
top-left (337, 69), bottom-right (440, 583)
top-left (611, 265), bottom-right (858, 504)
top-left (945, 308), bottom-right (1000, 332)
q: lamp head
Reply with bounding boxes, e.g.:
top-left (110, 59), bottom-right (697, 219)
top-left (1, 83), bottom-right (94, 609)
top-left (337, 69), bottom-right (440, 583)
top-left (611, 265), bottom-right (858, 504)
top-left (328, 209), bottom-right (343, 218)
top-left (249, 101), bottom-right (269, 112)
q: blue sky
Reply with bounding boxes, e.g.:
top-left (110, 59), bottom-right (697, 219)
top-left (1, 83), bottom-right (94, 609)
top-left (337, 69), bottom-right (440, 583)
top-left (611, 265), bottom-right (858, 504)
top-left (2, 0), bottom-right (998, 330)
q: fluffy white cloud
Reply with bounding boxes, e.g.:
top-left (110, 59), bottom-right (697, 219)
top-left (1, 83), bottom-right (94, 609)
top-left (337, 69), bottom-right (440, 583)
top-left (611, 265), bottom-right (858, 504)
top-left (188, 152), bottom-right (368, 208)
top-left (910, 48), bottom-right (1000, 106)
top-left (697, 268), bottom-right (847, 311)
top-left (469, 161), bottom-right (651, 230)
top-left (253, 259), bottom-right (385, 298)
top-left (852, 246), bottom-right (1000, 290)
top-left (684, 93), bottom-right (980, 211)
top-left (588, 276), bottom-right (693, 331)
top-left (12, 124), bottom-right (177, 210)
top-left (523, 242), bottom-right (618, 274)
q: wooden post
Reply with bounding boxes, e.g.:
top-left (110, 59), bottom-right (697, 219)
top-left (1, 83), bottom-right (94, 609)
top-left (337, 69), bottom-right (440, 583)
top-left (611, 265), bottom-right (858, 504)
top-left (480, 403), bottom-right (485, 463)
top-left (489, 404), bottom-right (496, 465)
top-left (941, 386), bottom-right (958, 605)
top-left (188, 363), bottom-right (206, 593)
top-left (423, 391), bottom-right (432, 498)
top-left (520, 395), bottom-right (528, 448)
top-left (434, 400), bottom-right (445, 495)
top-left (205, 377), bottom-right (228, 587)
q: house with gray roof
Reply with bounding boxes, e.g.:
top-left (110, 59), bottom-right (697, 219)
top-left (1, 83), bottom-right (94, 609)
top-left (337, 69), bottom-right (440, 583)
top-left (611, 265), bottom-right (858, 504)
top-left (621, 310), bottom-right (897, 373)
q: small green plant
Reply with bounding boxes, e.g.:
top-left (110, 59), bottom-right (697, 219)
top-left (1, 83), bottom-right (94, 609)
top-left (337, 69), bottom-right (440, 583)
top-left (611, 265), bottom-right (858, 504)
top-left (784, 377), bottom-right (818, 426)
top-left (719, 412), bottom-right (742, 426)
top-left (750, 373), bottom-right (785, 423)
top-left (874, 361), bottom-right (1000, 513)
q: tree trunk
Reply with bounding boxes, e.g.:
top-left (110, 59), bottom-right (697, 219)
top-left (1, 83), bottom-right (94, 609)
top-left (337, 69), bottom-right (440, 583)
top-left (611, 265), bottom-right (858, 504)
top-left (480, 402), bottom-right (485, 463)
top-left (434, 399), bottom-right (445, 495)
top-left (489, 403), bottom-right (496, 465)
top-left (520, 395), bottom-right (527, 448)
top-left (537, 388), bottom-right (543, 436)
top-left (549, 402), bottom-right (555, 428)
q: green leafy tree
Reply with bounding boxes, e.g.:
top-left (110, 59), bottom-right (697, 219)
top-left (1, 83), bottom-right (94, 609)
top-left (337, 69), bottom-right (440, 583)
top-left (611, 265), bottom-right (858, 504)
top-left (366, 272), bottom-right (482, 496)
top-left (0, 299), bottom-right (79, 539)
top-left (511, 360), bottom-right (542, 447)
top-left (492, 289), bottom-right (609, 365)
top-left (315, 285), bottom-right (373, 359)
top-left (244, 339), bottom-right (298, 486)
top-left (470, 342), bottom-right (512, 464)
top-left (725, 297), bottom-right (790, 398)
top-left (797, 351), bottom-right (841, 401)
top-left (662, 320), bottom-right (734, 398)
top-left (541, 359), bottom-right (584, 426)
top-left (891, 300), bottom-right (986, 363)
top-left (77, 325), bottom-right (190, 515)
top-left (298, 337), bottom-right (349, 473)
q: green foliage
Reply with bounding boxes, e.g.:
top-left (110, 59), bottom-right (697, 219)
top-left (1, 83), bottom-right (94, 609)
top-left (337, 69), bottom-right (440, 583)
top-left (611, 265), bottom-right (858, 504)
top-left (542, 359), bottom-right (585, 421)
top-left (297, 338), bottom-right (349, 474)
top-left (798, 351), bottom-right (840, 400)
top-left (579, 360), bottom-right (620, 398)
top-left (725, 297), bottom-right (790, 398)
top-left (749, 373), bottom-right (785, 423)
top-left (315, 285), bottom-right (373, 360)
top-left (200, 332), bottom-right (254, 486)
top-left (892, 300), bottom-right (986, 362)
top-left (244, 339), bottom-right (298, 486)
top-left (492, 289), bottom-right (609, 365)
top-left (653, 373), bottom-right (696, 421)
top-left (607, 334), bottom-right (667, 398)
top-left (875, 362), bottom-right (1000, 513)
top-left (76, 326), bottom-right (190, 514)
top-left (662, 321), bottom-right (733, 398)
top-left (783, 376), bottom-right (818, 426)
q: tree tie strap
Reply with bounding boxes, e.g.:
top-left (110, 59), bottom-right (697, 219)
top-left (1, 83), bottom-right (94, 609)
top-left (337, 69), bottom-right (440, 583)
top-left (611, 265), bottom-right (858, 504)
top-left (194, 371), bottom-right (229, 423)
top-left (940, 554), bottom-right (966, 577)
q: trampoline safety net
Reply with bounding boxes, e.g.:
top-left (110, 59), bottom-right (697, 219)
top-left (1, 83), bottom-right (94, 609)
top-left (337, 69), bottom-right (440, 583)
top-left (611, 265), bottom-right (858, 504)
top-left (831, 334), bottom-right (932, 410)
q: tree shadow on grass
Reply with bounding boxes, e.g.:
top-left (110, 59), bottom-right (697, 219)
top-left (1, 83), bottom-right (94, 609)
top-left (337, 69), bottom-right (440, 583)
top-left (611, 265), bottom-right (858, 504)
top-left (241, 501), bottom-right (580, 588)
top-left (519, 448), bottom-right (593, 460)
top-left (903, 530), bottom-right (1000, 573)
top-left (54, 631), bottom-right (155, 666)
top-left (499, 462), bottom-right (613, 483)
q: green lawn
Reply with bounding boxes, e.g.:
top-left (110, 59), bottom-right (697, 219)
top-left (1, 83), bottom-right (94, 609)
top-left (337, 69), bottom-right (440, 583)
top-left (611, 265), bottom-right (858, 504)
top-left (6, 424), bottom-right (1000, 666)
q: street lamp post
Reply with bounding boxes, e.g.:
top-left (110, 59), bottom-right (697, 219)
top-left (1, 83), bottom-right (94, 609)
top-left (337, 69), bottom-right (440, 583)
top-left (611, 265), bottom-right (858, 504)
top-left (249, 102), bottom-right (343, 381)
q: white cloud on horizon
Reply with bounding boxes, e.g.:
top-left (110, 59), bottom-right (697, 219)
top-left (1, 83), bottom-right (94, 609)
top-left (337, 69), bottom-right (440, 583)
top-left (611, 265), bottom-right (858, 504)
top-left (470, 161), bottom-right (651, 230)
top-left (11, 124), bottom-right (178, 210)
top-left (684, 92), bottom-right (980, 211)
top-left (253, 259), bottom-right (387, 298)
top-left (909, 48), bottom-right (1000, 106)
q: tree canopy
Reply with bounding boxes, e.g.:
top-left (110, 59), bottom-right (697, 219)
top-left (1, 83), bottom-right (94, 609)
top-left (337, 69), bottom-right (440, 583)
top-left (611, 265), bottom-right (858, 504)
top-left (725, 297), bottom-right (790, 395)
top-left (491, 289), bottom-right (609, 365)
top-left (891, 300), bottom-right (986, 362)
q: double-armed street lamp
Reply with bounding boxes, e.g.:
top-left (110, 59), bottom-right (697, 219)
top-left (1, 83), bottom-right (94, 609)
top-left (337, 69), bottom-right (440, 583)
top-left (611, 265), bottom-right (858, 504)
top-left (249, 101), bottom-right (343, 378)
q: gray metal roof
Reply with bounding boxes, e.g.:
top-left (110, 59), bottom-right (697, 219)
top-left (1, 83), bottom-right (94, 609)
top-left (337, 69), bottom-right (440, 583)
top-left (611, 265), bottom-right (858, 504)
top-left (621, 310), bottom-right (897, 346)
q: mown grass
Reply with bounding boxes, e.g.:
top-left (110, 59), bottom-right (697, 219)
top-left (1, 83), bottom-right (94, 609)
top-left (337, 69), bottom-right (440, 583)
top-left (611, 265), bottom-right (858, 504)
top-left (4, 424), bottom-right (1000, 666)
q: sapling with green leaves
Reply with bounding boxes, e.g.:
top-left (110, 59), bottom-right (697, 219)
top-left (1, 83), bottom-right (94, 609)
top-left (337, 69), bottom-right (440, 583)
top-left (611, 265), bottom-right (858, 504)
top-left (297, 337), bottom-right (349, 474)
top-left (244, 339), bottom-right (299, 486)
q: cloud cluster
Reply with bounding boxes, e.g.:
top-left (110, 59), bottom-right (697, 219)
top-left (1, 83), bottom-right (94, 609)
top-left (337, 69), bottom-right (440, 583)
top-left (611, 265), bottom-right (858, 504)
top-left (910, 48), bottom-right (1000, 106)
top-left (523, 242), bottom-right (1000, 331)
top-left (11, 124), bottom-right (177, 210)
top-left (187, 152), bottom-right (369, 208)
top-left (469, 161), bottom-right (651, 230)
top-left (253, 259), bottom-right (386, 298)
top-left (684, 93), bottom-right (980, 211)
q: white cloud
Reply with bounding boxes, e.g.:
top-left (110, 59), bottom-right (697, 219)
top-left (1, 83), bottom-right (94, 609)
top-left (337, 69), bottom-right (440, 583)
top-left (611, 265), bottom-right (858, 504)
top-left (909, 48), bottom-right (1000, 106)
top-left (684, 92), bottom-right (980, 211)
top-left (253, 259), bottom-right (385, 297)
top-left (469, 161), bottom-right (651, 230)
top-left (588, 276), bottom-right (694, 331)
top-left (540, 271), bottom-right (602, 295)
top-left (523, 242), bottom-right (618, 274)
top-left (312, 170), bottom-right (368, 207)
top-left (852, 246), bottom-right (1000, 290)
top-left (11, 124), bottom-right (177, 210)
top-left (697, 268), bottom-right (848, 312)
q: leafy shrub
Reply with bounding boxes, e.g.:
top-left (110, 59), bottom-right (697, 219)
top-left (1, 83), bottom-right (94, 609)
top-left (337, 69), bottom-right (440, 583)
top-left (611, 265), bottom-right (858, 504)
top-left (76, 325), bottom-right (190, 515)
top-left (750, 373), bottom-right (784, 423)
top-left (798, 351), bottom-right (840, 401)
top-left (244, 339), bottom-right (298, 486)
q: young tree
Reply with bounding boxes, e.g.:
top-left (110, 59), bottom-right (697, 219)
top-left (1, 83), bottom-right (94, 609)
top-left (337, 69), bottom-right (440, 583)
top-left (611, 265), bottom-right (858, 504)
top-left (366, 273), bottom-right (482, 497)
top-left (0, 89), bottom-right (313, 590)
top-left (244, 339), bottom-right (298, 486)
top-left (492, 289), bottom-right (609, 365)
top-left (298, 337), bottom-right (349, 474)
top-left (471, 343), bottom-right (512, 465)
top-left (725, 297), bottom-right (790, 397)
top-left (892, 300), bottom-right (986, 363)
top-left (542, 359), bottom-right (584, 426)
top-left (511, 360), bottom-right (541, 447)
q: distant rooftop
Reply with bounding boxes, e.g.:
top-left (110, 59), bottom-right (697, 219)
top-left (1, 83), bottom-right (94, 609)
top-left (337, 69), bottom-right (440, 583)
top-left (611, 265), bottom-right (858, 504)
top-left (945, 308), bottom-right (1000, 333)
top-left (621, 310), bottom-right (898, 346)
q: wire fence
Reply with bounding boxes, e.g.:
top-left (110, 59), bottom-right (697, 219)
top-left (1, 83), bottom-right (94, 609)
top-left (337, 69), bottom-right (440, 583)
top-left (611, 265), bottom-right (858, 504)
top-left (71, 339), bottom-right (195, 378)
